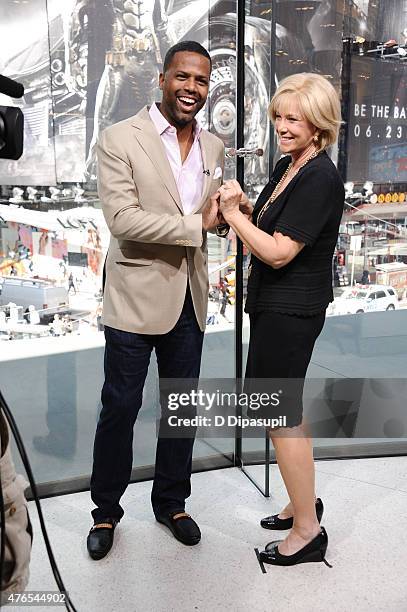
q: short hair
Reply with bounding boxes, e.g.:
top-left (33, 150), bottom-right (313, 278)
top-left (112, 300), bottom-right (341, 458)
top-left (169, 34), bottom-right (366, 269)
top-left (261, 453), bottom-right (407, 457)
top-left (268, 73), bottom-right (342, 150)
top-left (163, 41), bottom-right (212, 73)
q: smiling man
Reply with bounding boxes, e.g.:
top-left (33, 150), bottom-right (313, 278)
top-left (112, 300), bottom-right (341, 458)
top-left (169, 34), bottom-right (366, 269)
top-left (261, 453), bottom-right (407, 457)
top-left (87, 41), bottom-right (225, 560)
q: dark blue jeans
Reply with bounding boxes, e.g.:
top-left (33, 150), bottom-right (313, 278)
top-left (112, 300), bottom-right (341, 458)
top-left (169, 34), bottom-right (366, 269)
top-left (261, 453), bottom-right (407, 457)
top-left (90, 288), bottom-right (204, 522)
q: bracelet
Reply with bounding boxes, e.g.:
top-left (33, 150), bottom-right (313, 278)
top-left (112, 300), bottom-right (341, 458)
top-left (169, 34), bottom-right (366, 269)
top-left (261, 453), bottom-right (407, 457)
top-left (215, 223), bottom-right (230, 238)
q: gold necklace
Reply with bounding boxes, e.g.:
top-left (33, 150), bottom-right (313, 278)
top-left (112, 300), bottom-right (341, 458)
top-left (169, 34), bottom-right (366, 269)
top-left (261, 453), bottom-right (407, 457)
top-left (256, 149), bottom-right (320, 227)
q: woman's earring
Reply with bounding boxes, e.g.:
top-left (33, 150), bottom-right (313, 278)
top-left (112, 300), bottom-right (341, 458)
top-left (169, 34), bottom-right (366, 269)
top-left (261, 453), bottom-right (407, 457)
top-left (313, 134), bottom-right (319, 143)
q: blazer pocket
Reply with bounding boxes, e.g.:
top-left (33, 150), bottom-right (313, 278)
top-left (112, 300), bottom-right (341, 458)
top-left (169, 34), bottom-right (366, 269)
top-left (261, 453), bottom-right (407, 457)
top-left (114, 250), bottom-right (153, 265)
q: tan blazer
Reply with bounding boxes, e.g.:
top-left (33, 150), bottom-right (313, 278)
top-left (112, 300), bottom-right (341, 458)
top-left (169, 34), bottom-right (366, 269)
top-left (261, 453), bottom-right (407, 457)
top-left (97, 106), bottom-right (225, 334)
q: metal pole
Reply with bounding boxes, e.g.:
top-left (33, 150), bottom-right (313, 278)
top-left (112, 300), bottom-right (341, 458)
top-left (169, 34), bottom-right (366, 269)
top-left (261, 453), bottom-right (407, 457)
top-left (263, 0), bottom-right (277, 499)
top-left (338, 36), bottom-right (352, 181)
top-left (364, 215), bottom-right (368, 271)
top-left (264, 433), bottom-right (270, 497)
top-left (268, 0), bottom-right (277, 171)
top-left (234, 0), bottom-right (245, 467)
top-left (351, 247), bottom-right (356, 286)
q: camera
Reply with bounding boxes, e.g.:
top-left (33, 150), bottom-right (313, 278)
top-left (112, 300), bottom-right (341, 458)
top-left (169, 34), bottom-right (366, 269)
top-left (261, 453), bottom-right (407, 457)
top-left (0, 74), bottom-right (24, 160)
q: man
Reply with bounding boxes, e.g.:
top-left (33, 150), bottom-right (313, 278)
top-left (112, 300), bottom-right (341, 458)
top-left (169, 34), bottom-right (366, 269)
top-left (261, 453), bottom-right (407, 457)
top-left (87, 41), bottom-right (225, 560)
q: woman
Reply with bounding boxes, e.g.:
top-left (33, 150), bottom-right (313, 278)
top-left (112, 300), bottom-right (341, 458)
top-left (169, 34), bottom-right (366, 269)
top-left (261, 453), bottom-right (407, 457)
top-left (217, 73), bottom-right (344, 567)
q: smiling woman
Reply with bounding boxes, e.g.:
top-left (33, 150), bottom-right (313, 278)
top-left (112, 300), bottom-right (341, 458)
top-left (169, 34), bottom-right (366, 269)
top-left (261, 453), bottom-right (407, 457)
top-left (268, 72), bottom-right (342, 154)
top-left (217, 72), bottom-right (344, 568)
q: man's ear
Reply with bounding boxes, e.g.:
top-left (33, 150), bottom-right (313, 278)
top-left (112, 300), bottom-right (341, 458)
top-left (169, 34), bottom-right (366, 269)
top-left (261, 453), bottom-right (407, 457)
top-left (159, 73), bottom-right (164, 90)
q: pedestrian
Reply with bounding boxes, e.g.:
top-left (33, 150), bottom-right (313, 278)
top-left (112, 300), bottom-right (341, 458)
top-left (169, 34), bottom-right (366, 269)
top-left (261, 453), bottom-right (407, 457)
top-left (68, 272), bottom-right (76, 294)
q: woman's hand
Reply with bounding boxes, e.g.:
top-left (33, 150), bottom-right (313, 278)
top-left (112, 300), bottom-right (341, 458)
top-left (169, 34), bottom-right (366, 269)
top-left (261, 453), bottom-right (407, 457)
top-left (239, 192), bottom-right (253, 220)
top-left (219, 180), bottom-right (244, 221)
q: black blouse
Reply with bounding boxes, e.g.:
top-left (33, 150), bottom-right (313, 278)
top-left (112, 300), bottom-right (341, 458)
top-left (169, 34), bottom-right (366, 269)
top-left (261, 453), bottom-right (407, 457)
top-left (245, 151), bottom-right (345, 316)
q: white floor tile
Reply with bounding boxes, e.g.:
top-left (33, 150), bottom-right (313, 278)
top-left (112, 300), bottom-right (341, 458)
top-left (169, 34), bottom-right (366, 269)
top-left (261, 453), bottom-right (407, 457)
top-left (25, 459), bottom-right (407, 612)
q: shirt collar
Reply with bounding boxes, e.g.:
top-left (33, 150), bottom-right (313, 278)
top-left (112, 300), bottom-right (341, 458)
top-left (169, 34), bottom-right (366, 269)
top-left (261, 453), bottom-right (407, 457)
top-left (149, 102), bottom-right (202, 140)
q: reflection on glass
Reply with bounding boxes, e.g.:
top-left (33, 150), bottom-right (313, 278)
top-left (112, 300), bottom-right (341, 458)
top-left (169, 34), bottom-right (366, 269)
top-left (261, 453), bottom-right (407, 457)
top-left (1, 0), bottom-right (407, 489)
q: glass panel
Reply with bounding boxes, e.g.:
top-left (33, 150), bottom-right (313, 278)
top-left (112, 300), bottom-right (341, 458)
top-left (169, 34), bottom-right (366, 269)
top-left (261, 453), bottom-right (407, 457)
top-left (239, 2), bottom-right (273, 482)
top-left (197, 2), bottom-right (237, 461)
top-left (324, 0), bottom-right (407, 459)
top-left (239, 0), bottom-right (407, 491)
top-left (0, 347), bottom-right (104, 482)
top-left (0, 0), bottom-right (235, 490)
top-left (1, 0), bottom-right (407, 494)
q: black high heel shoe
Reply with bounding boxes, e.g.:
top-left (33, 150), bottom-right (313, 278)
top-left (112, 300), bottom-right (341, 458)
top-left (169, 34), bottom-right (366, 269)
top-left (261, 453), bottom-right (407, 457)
top-left (260, 498), bottom-right (323, 531)
top-left (260, 526), bottom-right (332, 567)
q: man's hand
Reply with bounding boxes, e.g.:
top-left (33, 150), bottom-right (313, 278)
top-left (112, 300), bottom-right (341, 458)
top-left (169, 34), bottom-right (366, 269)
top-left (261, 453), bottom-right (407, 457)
top-left (202, 192), bottom-right (221, 231)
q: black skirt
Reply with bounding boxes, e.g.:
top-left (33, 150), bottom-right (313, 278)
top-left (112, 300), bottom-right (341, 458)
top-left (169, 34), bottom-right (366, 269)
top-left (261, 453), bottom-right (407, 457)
top-left (245, 310), bottom-right (325, 427)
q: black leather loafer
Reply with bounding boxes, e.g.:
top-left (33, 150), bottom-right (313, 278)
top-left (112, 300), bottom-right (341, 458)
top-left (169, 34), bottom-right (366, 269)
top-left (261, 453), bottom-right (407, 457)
top-left (86, 518), bottom-right (118, 560)
top-left (260, 527), bottom-right (332, 567)
top-left (260, 498), bottom-right (324, 531)
top-left (156, 511), bottom-right (201, 546)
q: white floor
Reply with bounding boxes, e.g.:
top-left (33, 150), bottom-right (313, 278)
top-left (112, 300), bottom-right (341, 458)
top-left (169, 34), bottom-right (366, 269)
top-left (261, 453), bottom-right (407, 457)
top-left (24, 457), bottom-right (407, 612)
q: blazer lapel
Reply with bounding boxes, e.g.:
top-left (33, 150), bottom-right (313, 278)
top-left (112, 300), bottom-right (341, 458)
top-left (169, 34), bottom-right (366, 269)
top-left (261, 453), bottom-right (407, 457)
top-left (131, 108), bottom-right (182, 212)
top-left (192, 130), bottom-right (215, 214)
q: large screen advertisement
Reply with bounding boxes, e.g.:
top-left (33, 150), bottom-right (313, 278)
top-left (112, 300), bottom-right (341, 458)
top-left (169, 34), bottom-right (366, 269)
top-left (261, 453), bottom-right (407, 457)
top-left (347, 55), bottom-right (407, 184)
top-left (0, 0), bottom-right (217, 185)
top-left (0, 0), bottom-right (355, 187)
top-left (0, 0), bottom-right (58, 185)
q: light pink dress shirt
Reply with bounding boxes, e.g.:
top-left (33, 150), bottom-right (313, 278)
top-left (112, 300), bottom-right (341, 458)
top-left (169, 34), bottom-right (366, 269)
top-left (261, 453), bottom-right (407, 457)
top-left (149, 103), bottom-right (204, 215)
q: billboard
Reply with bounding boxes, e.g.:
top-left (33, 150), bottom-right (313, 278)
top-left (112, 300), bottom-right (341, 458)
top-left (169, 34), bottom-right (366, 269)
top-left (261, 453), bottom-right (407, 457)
top-left (0, 0), bottom-right (360, 187)
top-left (347, 55), bottom-right (407, 184)
top-left (0, 0), bottom-right (58, 184)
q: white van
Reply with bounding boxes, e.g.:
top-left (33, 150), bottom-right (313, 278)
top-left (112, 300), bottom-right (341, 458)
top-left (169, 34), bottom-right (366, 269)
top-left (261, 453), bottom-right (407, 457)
top-left (328, 284), bottom-right (398, 316)
top-left (0, 276), bottom-right (70, 322)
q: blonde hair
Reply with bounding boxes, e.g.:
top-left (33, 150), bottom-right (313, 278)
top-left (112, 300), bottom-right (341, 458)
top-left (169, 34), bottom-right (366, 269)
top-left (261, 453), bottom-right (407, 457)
top-left (268, 73), bottom-right (342, 150)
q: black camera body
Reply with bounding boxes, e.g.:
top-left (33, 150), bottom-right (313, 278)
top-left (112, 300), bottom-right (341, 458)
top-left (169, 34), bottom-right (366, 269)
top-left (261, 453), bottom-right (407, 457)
top-left (0, 74), bottom-right (25, 160)
top-left (0, 105), bottom-right (24, 160)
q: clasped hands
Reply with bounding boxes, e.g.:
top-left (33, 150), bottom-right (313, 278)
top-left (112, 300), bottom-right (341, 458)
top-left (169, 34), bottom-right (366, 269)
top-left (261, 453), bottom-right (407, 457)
top-left (202, 180), bottom-right (253, 231)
